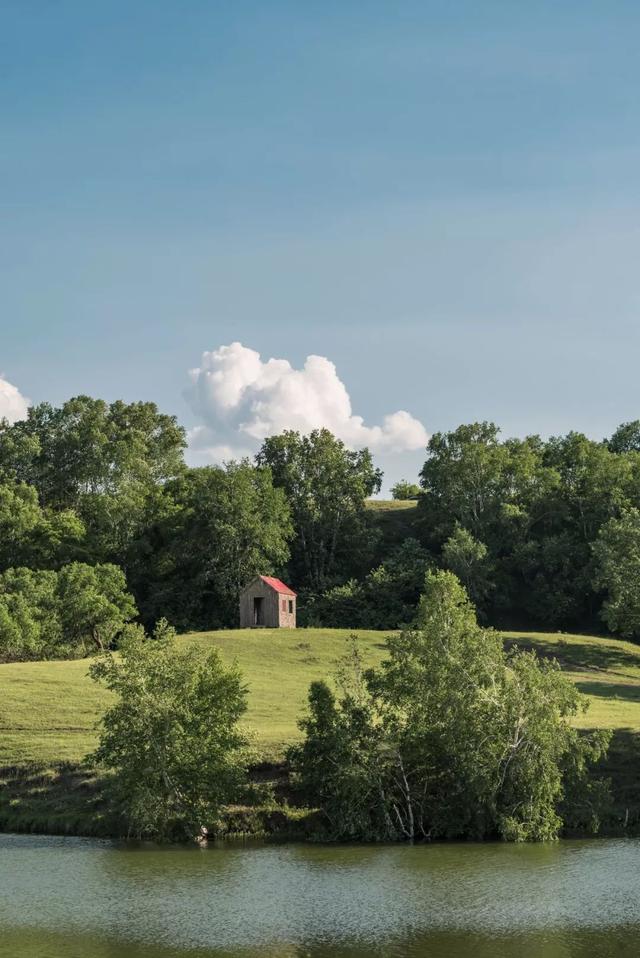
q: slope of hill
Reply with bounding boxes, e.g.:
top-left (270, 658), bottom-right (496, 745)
top-left (2, 627), bottom-right (640, 767)
top-left (2, 626), bottom-right (640, 837)
top-left (365, 498), bottom-right (420, 557)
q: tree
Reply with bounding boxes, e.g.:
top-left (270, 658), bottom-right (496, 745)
top-left (57, 562), bottom-right (138, 652)
top-left (0, 480), bottom-right (84, 571)
top-left (607, 420), bottom-right (640, 454)
top-left (390, 480), bottom-right (421, 500)
top-left (418, 423), bottom-right (513, 546)
top-left (593, 508), bottom-right (640, 638)
top-left (128, 461), bottom-right (292, 629)
top-left (441, 524), bottom-right (494, 612)
top-left (290, 572), bottom-right (609, 842)
top-left (257, 429), bottom-right (382, 591)
top-left (0, 396), bottom-right (187, 563)
top-left (0, 569), bottom-right (61, 660)
top-left (308, 538), bottom-right (431, 629)
top-left (0, 562), bottom-right (137, 661)
top-left (90, 623), bottom-right (248, 839)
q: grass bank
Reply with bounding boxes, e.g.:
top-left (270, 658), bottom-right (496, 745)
top-left (2, 626), bottom-right (640, 837)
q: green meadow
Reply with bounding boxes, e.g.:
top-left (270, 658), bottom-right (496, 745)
top-left (2, 627), bottom-right (640, 767)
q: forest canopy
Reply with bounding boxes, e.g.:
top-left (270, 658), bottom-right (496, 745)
top-left (2, 396), bottom-right (640, 657)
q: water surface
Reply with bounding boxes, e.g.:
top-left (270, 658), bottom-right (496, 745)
top-left (1, 834), bottom-right (639, 957)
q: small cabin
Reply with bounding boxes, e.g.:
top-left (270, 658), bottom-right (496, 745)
top-left (239, 575), bottom-right (297, 629)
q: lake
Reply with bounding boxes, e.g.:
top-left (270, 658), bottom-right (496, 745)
top-left (1, 834), bottom-right (639, 957)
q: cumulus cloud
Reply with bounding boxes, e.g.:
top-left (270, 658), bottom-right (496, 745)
top-left (0, 375), bottom-right (29, 424)
top-left (186, 342), bottom-right (428, 460)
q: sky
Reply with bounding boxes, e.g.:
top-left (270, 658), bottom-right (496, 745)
top-left (2, 1), bottom-right (640, 490)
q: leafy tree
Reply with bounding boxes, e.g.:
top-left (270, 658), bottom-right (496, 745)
top-left (607, 420), bottom-right (640, 454)
top-left (0, 396), bottom-right (186, 563)
top-left (0, 563), bottom-right (136, 660)
top-left (418, 423), bottom-right (514, 546)
top-left (291, 572), bottom-right (609, 841)
top-left (308, 539), bottom-right (431, 629)
top-left (290, 676), bottom-right (388, 840)
top-left (390, 480), bottom-right (421, 500)
top-left (0, 396), bottom-right (186, 507)
top-left (257, 429), bottom-right (382, 591)
top-left (129, 461), bottom-right (292, 629)
top-left (0, 480), bottom-right (84, 571)
top-left (593, 508), bottom-right (640, 638)
top-left (90, 623), bottom-right (248, 840)
top-left (57, 562), bottom-right (138, 652)
top-left (0, 568), bottom-right (63, 660)
top-left (441, 524), bottom-right (494, 612)
top-left (417, 423), bottom-right (638, 631)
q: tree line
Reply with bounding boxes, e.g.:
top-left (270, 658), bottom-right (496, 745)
top-left (2, 394), bottom-right (640, 660)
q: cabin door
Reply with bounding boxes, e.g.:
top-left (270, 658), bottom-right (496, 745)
top-left (253, 596), bottom-right (264, 626)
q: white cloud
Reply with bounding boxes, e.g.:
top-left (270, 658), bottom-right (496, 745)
top-left (186, 425), bottom-right (254, 464)
top-left (186, 342), bottom-right (428, 461)
top-left (0, 375), bottom-right (29, 424)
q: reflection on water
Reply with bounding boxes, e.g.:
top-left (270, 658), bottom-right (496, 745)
top-left (1, 834), bottom-right (639, 957)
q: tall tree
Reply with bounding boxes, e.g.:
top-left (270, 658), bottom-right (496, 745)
top-left (442, 523), bottom-right (494, 612)
top-left (593, 508), bottom-right (640, 639)
top-left (0, 562), bottom-right (136, 660)
top-left (90, 623), bottom-right (248, 840)
top-left (129, 461), bottom-right (293, 629)
top-left (290, 572), bottom-right (610, 842)
top-left (607, 420), bottom-right (640, 454)
top-left (0, 480), bottom-right (84, 571)
top-left (0, 396), bottom-right (187, 562)
top-left (257, 429), bottom-right (382, 591)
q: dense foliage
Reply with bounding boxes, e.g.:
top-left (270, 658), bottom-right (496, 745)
top-left (0, 562), bottom-right (136, 660)
top-left (390, 480), bottom-right (421, 500)
top-left (3, 392), bottom-right (640, 646)
top-left (127, 461), bottom-right (293, 630)
top-left (257, 429), bottom-right (382, 591)
top-left (289, 572), bottom-right (610, 842)
top-left (90, 622), bottom-right (248, 839)
top-left (417, 421), bottom-right (640, 633)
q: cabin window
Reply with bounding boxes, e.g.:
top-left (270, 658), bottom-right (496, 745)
top-left (288, 600), bottom-right (294, 614)
top-left (282, 599), bottom-right (287, 612)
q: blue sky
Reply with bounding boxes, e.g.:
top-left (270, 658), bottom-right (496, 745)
top-left (2, 1), bottom-right (640, 487)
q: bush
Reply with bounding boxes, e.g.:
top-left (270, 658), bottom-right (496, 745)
top-left (290, 571), bottom-right (610, 842)
top-left (390, 481), bottom-right (421, 500)
top-left (90, 623), bottom-right (248, 840)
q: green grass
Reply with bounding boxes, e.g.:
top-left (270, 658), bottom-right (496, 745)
top-left (3, 626), bottom-right (640, 768)
top-left (503, 630), bottom-right (640, 731)
top-left (365, 498), bottom-right (418, 511)
top-left (365, 498), bottom-right (420, 559)
top-left (0, 629), bottom-right (389, 765)
top-left (4, 626), bottom-right (640, 836)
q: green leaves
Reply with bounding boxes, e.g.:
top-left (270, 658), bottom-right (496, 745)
top-left (593, 508), bottom-right (640, 638)
top-left (90, 625), bottom-right (248, 840)
top-left (291, 572), bottom-right (610, 842)
top-left (128, 460), bottom-right (293, 629)
top-left (0, 562), bottom-right (136, 661)
top-left (257, 429), bottom-right (382, 591)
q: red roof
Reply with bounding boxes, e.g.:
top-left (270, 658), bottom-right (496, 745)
top-left (259, 575), bottom-right (297, 597)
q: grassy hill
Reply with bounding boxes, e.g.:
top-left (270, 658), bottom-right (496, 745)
top-left (365, 498), bottom-right (419, 557)
top-left (2, 626), bottom-right (640, 767)
top-left (0, 629), bottom-right (388, 766)
top-left (3, 625), bottom-right (640, 837)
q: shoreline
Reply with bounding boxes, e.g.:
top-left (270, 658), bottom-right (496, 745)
top-left (3, 750), bottom-right (640, 844)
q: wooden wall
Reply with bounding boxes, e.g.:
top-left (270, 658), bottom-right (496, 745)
top-left (239, 577), bottom-right (297, 628)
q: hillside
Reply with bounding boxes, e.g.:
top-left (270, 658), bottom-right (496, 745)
top-left (0, 629), bottom-right (388, 765)
top-left (365, 498), bottom-right (419, 557)
top-left (2, 626), bottom-right (640, 767)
